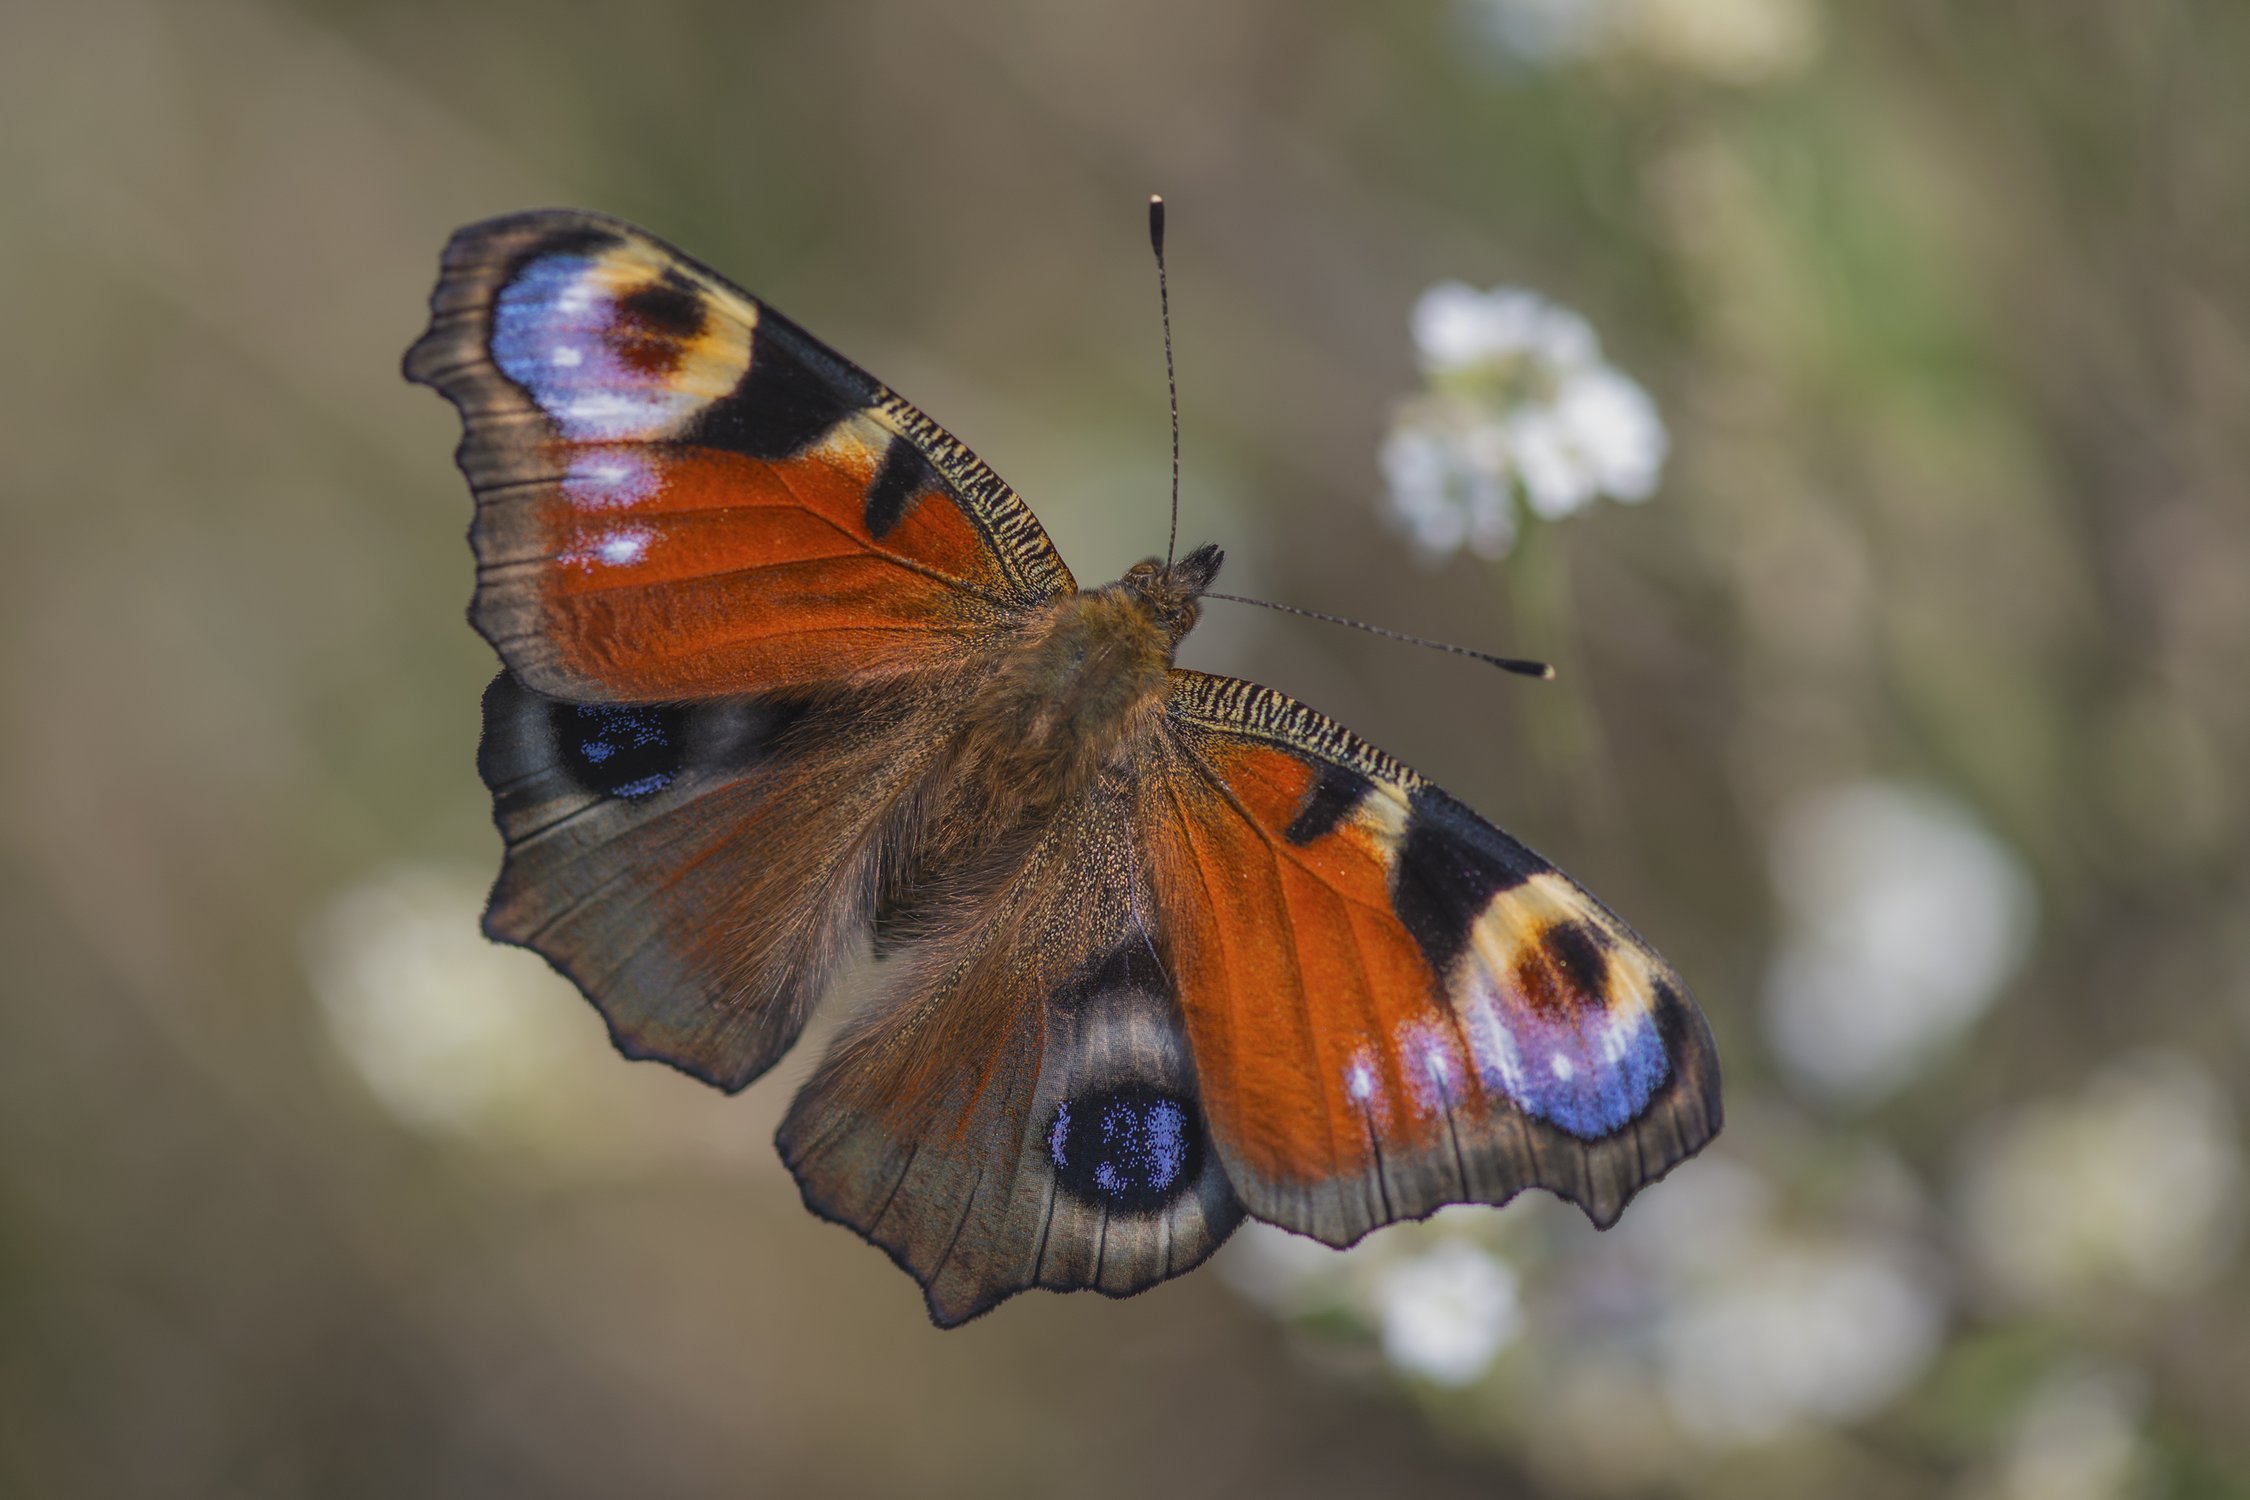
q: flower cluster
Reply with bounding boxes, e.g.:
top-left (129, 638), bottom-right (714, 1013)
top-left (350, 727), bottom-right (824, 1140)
top-left (1381, 282), bottom-right (1666, 562)
top-left (1956, 1052), bottom-right (2245, 1309)
top-left (305, 862), bottom-right (583, 1136)
top-left (1221, 1138), bottom-right (1950, 1479)
top-left (303, 861), bottom-right (755, 1172)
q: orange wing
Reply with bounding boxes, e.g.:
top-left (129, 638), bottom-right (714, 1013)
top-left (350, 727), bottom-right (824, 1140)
top-left (1148, 672), bottom-right (1721, 1244)
top-left (405, 210), bottom-right (1072, 701)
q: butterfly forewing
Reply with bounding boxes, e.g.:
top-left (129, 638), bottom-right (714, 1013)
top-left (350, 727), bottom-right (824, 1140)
top-left (1151, 671), bottom-right (1721, 1243)
top-left (405, 209), bottom-right (1073, 703)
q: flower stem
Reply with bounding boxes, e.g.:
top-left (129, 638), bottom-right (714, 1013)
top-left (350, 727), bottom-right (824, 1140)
top-left (1503, 515), bottom-right (1618, 840)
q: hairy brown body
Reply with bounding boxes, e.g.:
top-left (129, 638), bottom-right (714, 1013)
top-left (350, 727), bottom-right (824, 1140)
top-left (848, 546), bottom-right (1226, 1099)
top-left (957, 549), bottom-right (1214, 807)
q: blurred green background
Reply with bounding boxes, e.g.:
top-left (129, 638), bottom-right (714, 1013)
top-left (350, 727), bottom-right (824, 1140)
top-left (4, 0), bottom-right (2246, 1495)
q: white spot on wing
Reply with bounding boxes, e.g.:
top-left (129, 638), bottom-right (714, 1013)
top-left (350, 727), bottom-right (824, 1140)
top-left (597, 531), bottom-right (650, 566)
top-left (1394, 1017), bottom-right (1467, 1116)
top-left (1344, 1043), bottom-right (1389, 1125)
top-left (562, 449), bottom-right (660, 510)
top-left (1461, 972), bottom-right (1531, 1098)
top-left (559, 524), bottom-right (658, 571)
top-left (560, 391), bottom-right (663, 435)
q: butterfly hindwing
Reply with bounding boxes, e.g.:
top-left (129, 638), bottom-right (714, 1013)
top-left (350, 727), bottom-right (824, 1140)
top-left (778, 791), bottom-right (1242, 1326)
top-left (479, 669), bottom-right (972, 1090)
top-left (407, 210), bottom-right (1074, 703)
top-left (1149, 671), bottom-right (1721, 1244)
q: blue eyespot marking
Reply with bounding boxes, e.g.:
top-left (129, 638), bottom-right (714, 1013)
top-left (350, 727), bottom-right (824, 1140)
top-left (551, 700), bottom-right (683, 800)
top-left (491, 255), bottom-right (713, 441)
top-left (1045, 1084), bottom-right (1199, 1212)
top-left (1460, 984), bottom-right (1671, 1139)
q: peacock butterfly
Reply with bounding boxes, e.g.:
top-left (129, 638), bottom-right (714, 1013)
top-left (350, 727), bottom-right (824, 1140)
top-left (405, 207), bottom-right (1720, 1326)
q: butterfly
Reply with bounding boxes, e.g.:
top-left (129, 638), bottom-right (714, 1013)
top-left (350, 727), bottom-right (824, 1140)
top-left (405, 207), bottom-right (1720, 1327)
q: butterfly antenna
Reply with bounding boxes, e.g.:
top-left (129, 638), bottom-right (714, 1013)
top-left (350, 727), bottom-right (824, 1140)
top-left (1148, 197), bottom-right (1542, 682)
top-left (1204, 592), bottom-right (1556, 680)
top-left (1150, 194), bottom-right (1181, 570)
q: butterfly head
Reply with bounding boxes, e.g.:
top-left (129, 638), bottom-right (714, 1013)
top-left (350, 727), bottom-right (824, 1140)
top-left (1120, 542), bottom-right (1224, 647)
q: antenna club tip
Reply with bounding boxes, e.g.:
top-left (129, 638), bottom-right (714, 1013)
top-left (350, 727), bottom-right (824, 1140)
top-left (1148, 195), bottom-right (1167, 253)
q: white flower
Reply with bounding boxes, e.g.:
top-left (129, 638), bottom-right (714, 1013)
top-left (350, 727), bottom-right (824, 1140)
top-left (1225, 1135), bottom-right (1950, 1450)
top-left (1956, 1053), bottom-right (2246, 1308)
top-left (1991, 1363), bottom-right (2149, 1500)
top-left (1219, 1214), bottom-right (1525, 1386)
top-left (1609, 1149), bottom-right (1949, 1446)
top-left (1218, 1221), bottom-right (1354, 1312)
top-left (1615, 1152), bottom-right (1777, 1271)
top-left (304, 862), bottom-right (583, 1136)
top-left (1413, 282), bottom-right (1599, 375)
top-left (1657, 1237), bottom-right (1945, 1445)
top-left (1382, 281), bottom-right (1666, 561)
top-left (1371, 1239), bottom-right (1524, 1386)
top-left (1761, 782), bottom-right (2036, 1105)
top-left (1380, 411), bottom-right (1517, 561)
top-left (1514, 366), bottom-right (1666, 517)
